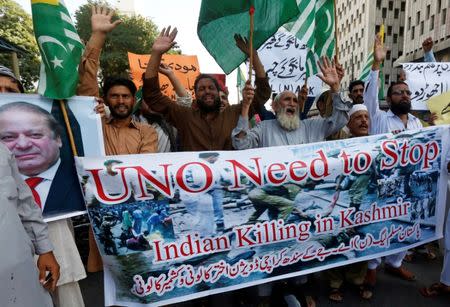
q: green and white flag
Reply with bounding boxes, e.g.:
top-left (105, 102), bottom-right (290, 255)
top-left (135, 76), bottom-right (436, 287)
top-left (237, 66), bottom-right (246, 91)
top-left (197, 0), bottom-right (300, 74)
top-left (284, 0), bottom-right (335, 76)
top-left (31, 0), bottom-right (84, 99)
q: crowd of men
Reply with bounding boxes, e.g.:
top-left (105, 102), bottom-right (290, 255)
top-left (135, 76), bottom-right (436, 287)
top-left (1, 5), bottom-right (449, 307)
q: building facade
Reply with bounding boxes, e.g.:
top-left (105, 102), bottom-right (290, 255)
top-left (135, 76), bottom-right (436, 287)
top-left (336, 0), bottom-right (407, 93)
top-left (399, 0), bottom-right (450, 63)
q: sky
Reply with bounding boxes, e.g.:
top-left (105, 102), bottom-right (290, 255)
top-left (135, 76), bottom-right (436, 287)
top-left (15, 0), bottom-right (240, 103)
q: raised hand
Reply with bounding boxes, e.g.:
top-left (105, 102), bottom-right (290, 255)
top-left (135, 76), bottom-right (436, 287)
top-left (298, 83), bottom-right (308, 105)
top-left (152, 26), bottom-right (178, 55)
top-left (316, 56), bottom-right (340, 92)
top-left (234, 34), bottom-right (255, 57)
top-left (242, 80), bottom-right (255, 107)
top-left (91, 5), bottom-right (121, 34)
top-left (373, 33), bottom-right (387, 63)
top-left (422, 37), bottom-right (433, 53)
top-left (158, 63), bottom-right (174, 76)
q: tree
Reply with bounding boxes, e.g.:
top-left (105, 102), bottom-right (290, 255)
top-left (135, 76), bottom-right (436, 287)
top-left (75, 0), bottom-right (176, 82)
top-left (0, 0), bottom-right (40, 91)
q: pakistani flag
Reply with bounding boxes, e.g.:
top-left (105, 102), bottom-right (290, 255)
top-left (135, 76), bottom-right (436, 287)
top-left (359, 24), bottom-right (385, 99)
top-left (284, 0), bottom-right (335, 76)
top-left (31, 0), bottom-right (84, 99)
top-left (237, 66), bottom-right (246, 91)
top-left (197, 0), bottom-right (300, 74)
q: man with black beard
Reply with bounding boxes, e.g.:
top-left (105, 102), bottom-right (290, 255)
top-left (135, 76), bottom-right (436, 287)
top-left (232, 56), bottom-right (350, 148)
top-left (348, 80), bottom-right (365, 105)
top-left (363, 34), bottom-right (420, 290)
top-left (142, 27), bottom-right (271, 151)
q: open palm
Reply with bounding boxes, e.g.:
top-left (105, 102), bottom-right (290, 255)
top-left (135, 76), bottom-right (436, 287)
top-left (91, 6), bottom-right (121, 33)
top-left (152, 26), bottom-right (178, 54)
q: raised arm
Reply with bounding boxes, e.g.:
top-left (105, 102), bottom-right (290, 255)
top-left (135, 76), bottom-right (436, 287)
top-left (232, 81), bottom-right (262, 149)
top-left (142, 27), bottom-right (183, 116)
top-left (363, 34), bottom-right (386, 133)
top-left (312, 56), bottom-right (351, 137)
top-left (77, 6), bottom-right (121, 96)
top-left (158, 63), bottom-right (192, 107)
top-left (422, 37), bottom-right (437, 62)
top-left (235, 34), bottom-right (271, 115)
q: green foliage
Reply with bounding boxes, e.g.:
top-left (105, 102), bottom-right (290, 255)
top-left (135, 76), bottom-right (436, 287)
top-left (0, 0), bottom-right (40, 91)
top-left (75, 0), bottom-right (169, 81)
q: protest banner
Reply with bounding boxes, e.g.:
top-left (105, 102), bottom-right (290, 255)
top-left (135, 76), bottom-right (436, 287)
top-left (75, 126), bottom-right (449, 306)
top-left (257, 31), bottom-right (323, 97)
top-left (403, 62), bottom-right (450, 111)
top-left (427, 91), bottom-right (450, 125)
top-left (128, 52), bottom-right (200, 100)
top-left (0, 94), bottom-right (104, 222)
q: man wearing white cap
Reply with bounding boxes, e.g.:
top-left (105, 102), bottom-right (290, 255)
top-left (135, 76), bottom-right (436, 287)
top-left (326, 104), bottom-right (373, 302)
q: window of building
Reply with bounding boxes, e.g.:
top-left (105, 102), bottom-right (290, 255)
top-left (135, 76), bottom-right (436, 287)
top-left (382, 8), bottom-right (387, 18)
top-left (426, 5), bottom-right (431, 19)
top-left (362, 3), bottom-right (365, 13)
top-left (398, 51), bottom-right (403, 56)
top-left (376, 0), bottom-right (381, 9)
top-left (393, 34), bottom-right (398, 43)
top-left (438, 0), bottom-right (442, 11)
top-left (408, 16), bottom-right (411, 29)
top-left (386, 51), bottom-right (391, 60)
top-left (385, 74), bottom-right (390, 84)
top-left (401, 1), bottom-right (406, 11)
top-left (375, 25), bottom-right (380, 34)
top-left (442, 9), bottom-right (447, 25)
top-left (387, 26), bottom-right (392, 35)
top-left (399, 26), bottom-right (404, 36)
top-left (430, 15), bottom-right (434, 30)
top-left (395, 9), bottom-right (399, 19)
top-left (416, 12), bottom-right (420, 25)
top-left (420, 21), bottom-right (424, 35)
top-left (411, 26), bottom-right (415, 39)
top-left (389, 1), bottom-right (393, 10)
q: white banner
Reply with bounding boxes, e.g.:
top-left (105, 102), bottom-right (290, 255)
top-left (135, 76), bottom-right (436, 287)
top-left (258, 31), bottom-right (323, 97)
top-left (403, 62), bottom-right (450, 110)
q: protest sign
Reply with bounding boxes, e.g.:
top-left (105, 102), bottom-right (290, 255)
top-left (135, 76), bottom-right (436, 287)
top-left (75, 126), bottom-right (449, 306)
top-left (403, 62), bottom-right (450, 110)
top-left (257, 31), bottom-right (323, 97)
top-left (128, 52), bottom-right (200, 100)
top-left (0, 94), bottom-right (104, 222)
top-left (427, 91), bottom-right (450, 125)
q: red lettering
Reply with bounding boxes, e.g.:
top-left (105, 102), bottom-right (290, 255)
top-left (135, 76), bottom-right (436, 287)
top-left (353, 152), bottom-right (372, 174)
top-left (116, 165), bottom-right (173, 198)
top-left (310, 150), bottom-right (330, 179)
top-left (266, 163), bottom-right (287, 185)
top-left (289, 160), bottom-right (308, 182)
top-left (380, 140), bottom-right (399, 170)
top-left (424, 141), bottom-right (439, 169)
top-left (339, 150), bottom-right (352, 174)
top-left (176, 162), bottom-right (213, 193)
top-left (400, 141), bottom-right (409, 166)
top-left (226, 158), bottom-right (263, 189)
top-left (87, 168), bottom-right (130, 204)
top-left (409, 143), bottom-right (423, 165)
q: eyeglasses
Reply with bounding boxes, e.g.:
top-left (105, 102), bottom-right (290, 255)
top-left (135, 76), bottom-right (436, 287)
top-left (391, 90), bottom-right (412, 96)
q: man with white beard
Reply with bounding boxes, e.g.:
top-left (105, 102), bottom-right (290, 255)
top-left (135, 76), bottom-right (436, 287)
top-left (232, 56), bottom-right (351, 149)
top-left (231, 56), bottom-right (351, 307)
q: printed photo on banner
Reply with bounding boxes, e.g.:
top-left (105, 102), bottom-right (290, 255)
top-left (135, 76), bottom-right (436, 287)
top-left (0, 93), bottom-right (104, 222)
top-left (128, 52), bottom-right (200, 99)
top-left (75, 126), bottom-right (449, 306)
top-left (403, 62), bottom-right (450, 110)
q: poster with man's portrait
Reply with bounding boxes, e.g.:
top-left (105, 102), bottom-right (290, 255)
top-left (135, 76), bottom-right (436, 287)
top-left (0, 93), bottom-right (104, 221)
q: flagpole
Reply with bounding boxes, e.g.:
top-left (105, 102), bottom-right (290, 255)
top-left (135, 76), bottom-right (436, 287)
top-left (333, 0), bottom-right (339, 60)
top-left (248, 5), bottom-right (255, 83)
top-left (58, 100), bottom-right (79, 156)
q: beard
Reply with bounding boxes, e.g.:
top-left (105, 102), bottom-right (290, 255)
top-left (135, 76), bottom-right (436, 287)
top-left (390, 100), bottom-right (411, 115)
top-left (110, 104), bottom-right (133, 119)
top-left (196, 97), bottom-right (221, 113)
top-left (276, 107), bottom-right (300, 131)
